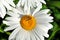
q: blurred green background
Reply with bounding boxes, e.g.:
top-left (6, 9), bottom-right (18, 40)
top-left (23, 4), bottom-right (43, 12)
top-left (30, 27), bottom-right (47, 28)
top-left (0, 0), bottom-right (60, 40)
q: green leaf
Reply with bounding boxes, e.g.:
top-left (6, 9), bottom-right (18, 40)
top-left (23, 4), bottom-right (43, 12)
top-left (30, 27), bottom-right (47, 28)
top-left (48, 22), bottom-right (60, 40)
top-left (52, 22), bottom-right (59, 31)
top-left (47, 1), bottom-right (60, 8)
top-left (14, 0), bottom-right (19, 5)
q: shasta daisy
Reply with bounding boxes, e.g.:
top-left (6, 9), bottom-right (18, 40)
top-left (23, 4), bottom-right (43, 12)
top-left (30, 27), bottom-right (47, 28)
top-left (3, 8), bottom-right (53, 40)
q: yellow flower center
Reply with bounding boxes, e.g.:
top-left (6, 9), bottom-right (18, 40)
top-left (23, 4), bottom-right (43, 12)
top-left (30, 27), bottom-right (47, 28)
top-left (20, 15), bottom-right (36, 31)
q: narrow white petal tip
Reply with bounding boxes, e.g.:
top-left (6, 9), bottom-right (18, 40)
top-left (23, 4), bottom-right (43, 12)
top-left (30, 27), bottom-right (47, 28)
top-left (0, 13), bottom-right (5, 18)
top-left (44, 9), bottom-right (50, 14)
top-left (40, 0), bottom-right (46, 4)
top-left (4, 28), bottom-right (9, 32)
top-left (3, 21), bottom-right (7, 24)
top-left (1, 16), bottom-right (4, 18)
top-left (43, 9), bottom-right (50, 12)
top-left (50, 26), bottom-right (53, 29)
top-left (12, 4), bottom-right (16, 7)
top-left (44, 3), bottom-right (46, 4)
top-left (3, 21), bottom-right (5, 23)
top-left (41, 9), bottom-right (50, 14)
top-left (52, 17), bottom-right (54, 19)
top-left (8, 37), bottom-right (12, 40)
top-left (46, 34), bottom-right (49, 38)
top-left (44, 33), bottom-right (49, 38)
top-left (4, 29), bottom-right (7, 32)
top-left (44, 1), bottom-right (46, 4)
top-left (46, 9), bottom-right (50, 12)
top-left (50, 24), bottom-right (53, 29)
top-left (42, 0), bottom-right (46, 4)
top-left (9, 37), bottom-right (14, 40)
top-left (50, 17), bottom-right (53, 19)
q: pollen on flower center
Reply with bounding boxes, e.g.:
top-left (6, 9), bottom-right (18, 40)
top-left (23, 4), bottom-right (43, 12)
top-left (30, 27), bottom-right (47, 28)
top-left (20, 15), bottom-right (36, 30)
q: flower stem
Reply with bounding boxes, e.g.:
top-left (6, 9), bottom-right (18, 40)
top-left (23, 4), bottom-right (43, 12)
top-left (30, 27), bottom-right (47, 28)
top-left (48, 28), bottom-right (60, 40)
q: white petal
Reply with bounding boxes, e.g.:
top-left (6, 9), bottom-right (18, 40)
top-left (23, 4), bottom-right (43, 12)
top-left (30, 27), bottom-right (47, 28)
top-left (26, 32), bottom-right (30, 40)
top-left (1, 0), bottom-right (12, 10)
top-left (40, 0), bottom-right (46, 4)
top-left (5, 0), bottom-right (15, 7)
top-left (34, 9), bottom-right (50, 17)
top-left (5, 17), bottom-right (20, 22)
top-left (38, 24), bottom-right (49, 32)
top-left (0, 2), bottom-right (6, 18)
top-left (7, 10), bottom-right (20, 17)
top-left (4, 24), bottom-right (20, 31)
top-left (35, 15), bottom-right (53, 20)
top-left (3, 20), bottom-right (19, 26)
top-left (30, 32), bottom-right (36, 40)
top-left (3, 20), bottom-right (21, 31)
top-left (36, 15), bottom-right (53, 23)
top-left (0, 12), bottom-right (4, 18)
top-left (32, 31), bottom-right (40, 40)
top-left (16, 29), bottom-right (27, 40)
top-left (39, 35), bottom-right (44, 40)
top-left (37, 23), bottom-right (53, 29)
top-left (40, 9), bottom-right (50, 14)
top-left (21, 0), bottom-right (25, 6)
top-left (42, 23), bottom-right (53, 29)
top-left (35, 24), bottom-right (49, 37)
top-left (27, 6), bottom-right (31, 15)
top-left (17, 0), bottom-right (21, 7)
top-left (17, 0), bottom-right (45, 9)
top-left (3, 21), bottom-right (8, 25)
top-left (16, 7), bottom-right (24, 14)
top-left (24, 1), bottom-right (28, 14)
top-left (30, 0), bottom-right (36, 7)
top-left (33, 28), bottom-right (44, 40)
top-left (0, 12), bottom-right (1, 17)
top-left (36, 18), bottom-right (53, 24)
top-left (32, 3), bottom-right (42, 16)
top-left (12, 8), bottom-right (24, 15)
top-left (9, 27), bottom-right (21, 40)
top-left (4, 26), bottom-right (17, 31)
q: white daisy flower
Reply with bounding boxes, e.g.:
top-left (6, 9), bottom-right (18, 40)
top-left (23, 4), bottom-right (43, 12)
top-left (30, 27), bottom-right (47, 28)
top-left (3, 8), bottom-right (53, 40)
top-left (0, 0), bottom-right (15, 18)
top-left (17, 0), bottom-right (46, 14)
top-left (17, 0), bottom-right (46, 8)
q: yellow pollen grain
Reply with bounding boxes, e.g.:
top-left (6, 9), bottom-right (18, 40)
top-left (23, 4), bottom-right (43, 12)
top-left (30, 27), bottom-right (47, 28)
top-left (20, 15), bottom-right (36, 31)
